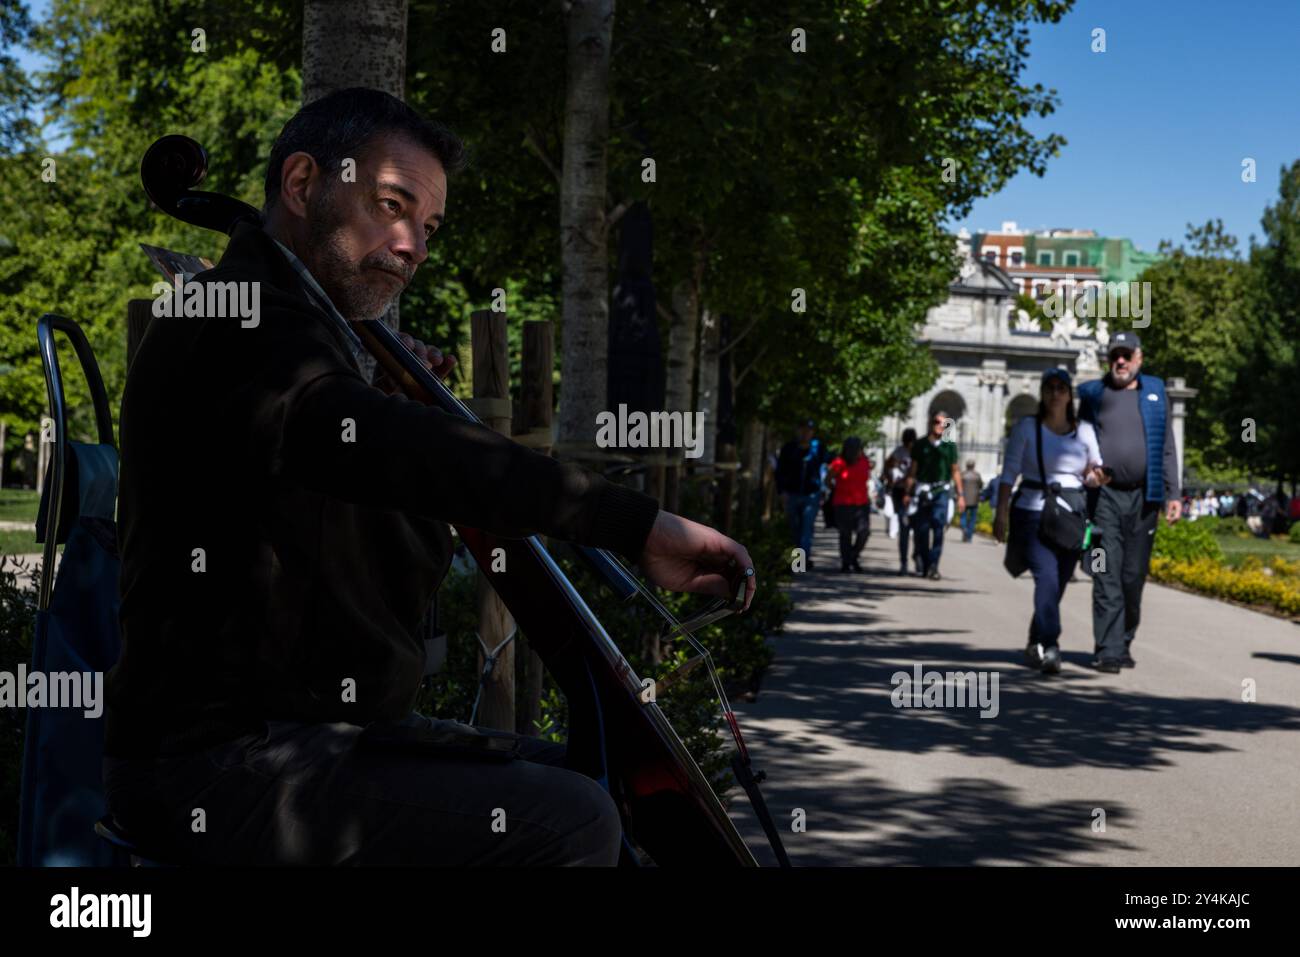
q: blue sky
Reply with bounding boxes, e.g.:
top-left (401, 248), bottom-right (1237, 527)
top-left (13, 0), bottom-right (1298, 253)
top-left (948, 0), bottom-right (1300, 253)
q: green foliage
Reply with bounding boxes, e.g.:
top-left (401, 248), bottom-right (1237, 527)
top-left (415, 514), bottom-right (791, 799)
top-left (1140, 220), bottom-right (1252, 473)
top-left (1231, 160), bottom-right (1300, 484)
top-left (405, 0), bottom-right (1075, 436)
top-left (1152, 518), bottom-right (1225, 565)
top-left (1288, 522), bottom-right (1300, 545)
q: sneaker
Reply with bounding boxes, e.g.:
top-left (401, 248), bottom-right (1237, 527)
top-left (1025, 642), bottom-right (1045, 668)
top-left (898, 564), bottom-right (908, 576)
top-left (851, 560), bottom-right (864, 573)
top-left (1119, 652), bottom-right (1136, 669)
top-left (1090, 656), bottom-right (1122, 674)
top-left (927, 568), bottom-right (941, 581)
top-left (1041, 646), bottom-right (1062, 675)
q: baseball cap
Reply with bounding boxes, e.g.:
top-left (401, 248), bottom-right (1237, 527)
top-left (1107, 330), bottom-right (1141, 355)
top-left (1041, 367), bottom-right (1072, 387)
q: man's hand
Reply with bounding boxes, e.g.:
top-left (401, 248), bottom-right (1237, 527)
top-left (376, 333), bottom-right (457, 393)
top-left (993, 509), bottom-right (1009, 544)
top-left (639, 511), bottom-right (757, 612)
top-left (956, 494), bottom-right (966, 513)
top-left (1084, 466), bottom-right (1111, 488)
top-left (1166, 498), bottom-right (1182, 523)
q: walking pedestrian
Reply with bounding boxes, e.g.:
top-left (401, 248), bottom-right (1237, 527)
top-left (826, 437), bottom-right (871, 573)
top-left (959, 459), bottom-right (983, 542)
top-left (883, 428), bottom-right (917, 574)
top-left (994, 369), bottom-right (1107, 674)
top-left (1077, 331), bottom-right (1181, 673)
top-left (902, 412), bottom-right (965, 580)
top-left (776, 419), bottom-right (829, 570)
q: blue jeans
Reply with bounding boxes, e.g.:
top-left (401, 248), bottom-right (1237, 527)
top-left (960, 505), bottom-right (979, 541)
top-left (1011, 507), bottom-right (1079, 648)
top-left (913, 490), bottom-right (950, 574)
top-left (786, 492), bottom-right (820, 560)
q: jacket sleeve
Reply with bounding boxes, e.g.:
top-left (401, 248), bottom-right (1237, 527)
top-left (240, 311), bottom-right (660, 560)
top-left (1162, 394), bottom-right (1179, 501)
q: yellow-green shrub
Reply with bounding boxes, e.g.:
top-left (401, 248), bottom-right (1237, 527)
top-left (1149, 556), bottom-right (1300, 617)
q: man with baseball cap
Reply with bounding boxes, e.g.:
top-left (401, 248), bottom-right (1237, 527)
top-left (776, 418), bottom-right (829, 569)
top-left (1077, 330), bottom-right (1181, 673)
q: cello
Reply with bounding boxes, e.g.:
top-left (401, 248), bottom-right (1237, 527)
top-left (138, 134), bottom-right (790, 867)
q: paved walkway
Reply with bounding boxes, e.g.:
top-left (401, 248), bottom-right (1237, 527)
top-left (729, 516), bottom-right (1300, 866)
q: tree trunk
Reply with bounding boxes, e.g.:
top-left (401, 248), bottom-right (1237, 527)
top-left (555, 0), bottom-right (615, 453)
top-left (302, 0), bottom-right (408, 384)
top-left (662, 269), bottom-right (701, 511)
top-left (303, 0), bottom-right (407, 103)
top-left (739, 417), bottom-right (765, 527)
top-left (697, 307), bottom-right (720, 467)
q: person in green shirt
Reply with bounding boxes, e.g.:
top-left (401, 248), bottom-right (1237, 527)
top-left (902, 411), bottom-right (965, 580)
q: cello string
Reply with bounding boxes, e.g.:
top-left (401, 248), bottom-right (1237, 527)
top-left (592, 548), bottom-right (749, 754)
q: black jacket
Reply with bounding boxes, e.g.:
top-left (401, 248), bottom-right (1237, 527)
top-left (775, 439), bottom-right (828, 496)
top-left (106, 223), bottom-right (659, 758)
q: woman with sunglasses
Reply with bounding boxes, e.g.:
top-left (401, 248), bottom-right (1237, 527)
top-left (993, 368), bottom-right (1109, 674)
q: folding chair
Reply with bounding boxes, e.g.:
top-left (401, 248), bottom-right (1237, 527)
top-left (16, 314), bottom-right (128, 866)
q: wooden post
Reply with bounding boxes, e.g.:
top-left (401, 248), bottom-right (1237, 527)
top-left (466, 309), bottom-right (515, 731)
top-left (516, 321), bottom-right (553, 736)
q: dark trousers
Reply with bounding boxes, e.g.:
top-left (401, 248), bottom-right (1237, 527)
top-left (913, 491), bottom-right (950, 574)
top-left (103, 712), bottom-right (622, 866)
top-left (960, 505), bottom-right (979, 541)
top-left (891, 488), bottom-right (912, 568)
top-left (834, 503), bottom-right (868, 568)
top-left (1090, 485), bottom-right (1160, 660)
top-left (1012, 507), bottom-right (1078, 648)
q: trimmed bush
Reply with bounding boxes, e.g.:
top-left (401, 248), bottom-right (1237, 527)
top-left (1152, 518), bottom-right (1225, 564)
top-left (1150, 556), bottom-right (1300, 617)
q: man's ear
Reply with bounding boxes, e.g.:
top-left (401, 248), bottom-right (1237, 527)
top-left (278, 151), bottom-right (323, 219)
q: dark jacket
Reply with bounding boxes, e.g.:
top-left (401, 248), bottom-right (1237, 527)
top-left (106, 223), bottom-right (659, 759)
top-left (775, 439), bottom-right (828, 496)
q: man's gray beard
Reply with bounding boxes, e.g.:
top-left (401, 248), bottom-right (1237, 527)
top-left (307, 195), bottom-right (400, 322)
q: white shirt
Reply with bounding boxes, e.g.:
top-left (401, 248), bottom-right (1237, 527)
top-left (1000, 416), bottom-right (1103, 512)
top-left (887, 444), bottom-right (912, 484)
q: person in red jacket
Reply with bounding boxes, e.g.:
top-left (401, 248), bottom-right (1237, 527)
top-left (826, 437), bottom-right (871, 572)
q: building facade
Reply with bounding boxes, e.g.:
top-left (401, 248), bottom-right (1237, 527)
top-left (876, 231), bottom-right (1194, 492)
